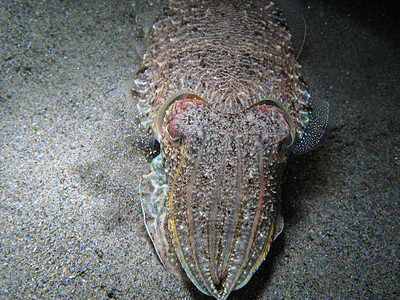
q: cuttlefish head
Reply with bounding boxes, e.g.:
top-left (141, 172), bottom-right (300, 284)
top-left (140, 92), bottom-right (295, 300)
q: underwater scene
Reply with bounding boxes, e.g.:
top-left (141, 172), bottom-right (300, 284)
top-left (0, 0), bottom-right (398, 299)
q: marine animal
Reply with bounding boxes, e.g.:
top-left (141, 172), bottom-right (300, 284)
top-left (132, 1), bottom-right (329, 299)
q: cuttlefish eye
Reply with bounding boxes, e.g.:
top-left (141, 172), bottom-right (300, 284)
top-left (165, 118), bottom-right (185, 147)
top-left (162, 97), bottom-right (207, 148)
top-left (250, 99), bottom-right (296, 159)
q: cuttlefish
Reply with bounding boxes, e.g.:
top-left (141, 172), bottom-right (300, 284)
top-left (132, 1), bottom-right (329, 299)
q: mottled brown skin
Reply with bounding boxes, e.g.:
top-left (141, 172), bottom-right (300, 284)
top-left (134, 1), bottom-right (311, 299)
top-left (135, 0), bottom-right (307, 125)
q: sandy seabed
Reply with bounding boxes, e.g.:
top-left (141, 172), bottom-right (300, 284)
top-left (1, 0), bottom-right (399, 299)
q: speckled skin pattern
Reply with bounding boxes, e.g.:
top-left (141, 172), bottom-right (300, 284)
top-left (135, 0), bottom-right (308, 124)
top-left (133, 1), bottom-right (311, 299)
